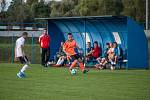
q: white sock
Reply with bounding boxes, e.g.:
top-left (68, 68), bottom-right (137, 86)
top-left (56, 58), bottom-right (64, 65)
top-left (59, 59), bottom-right (64, 65)
top-left (97, 58), bottom-right (101, 64)
top-left (56, 58), bottom-right (61, 65)
top-left (20, 64), bottom-right (29, 73)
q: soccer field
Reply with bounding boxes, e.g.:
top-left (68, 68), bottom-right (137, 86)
top-left (0, 64), bottom-right (150, 100)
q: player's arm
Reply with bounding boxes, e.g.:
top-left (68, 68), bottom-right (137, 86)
top-left (14, 46), bottom-right (17, 61)
top-left (89, 49), bottom-right (95, 54)
top-left (63, 48), bottom-right (71, 56)
top-left (76, 45), bottom-right (80, 51)
top-left (63, 42), bottom-right (71, 56)
top-left (39, 35), bottom-right (44, 45)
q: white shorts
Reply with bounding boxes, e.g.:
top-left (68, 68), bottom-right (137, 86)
top-left (15, 47), bottom-right (24, 57)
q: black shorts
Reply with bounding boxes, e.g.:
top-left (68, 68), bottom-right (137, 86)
top-left (18, 56), bottom-right (29, 64)
top-left (70, 54), bottom-right (81, 61)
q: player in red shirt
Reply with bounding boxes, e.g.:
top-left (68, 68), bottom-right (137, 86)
top-left (86, 41), bottom-right (101, 59)
top-left (39, 29), bottom-right (51, 67)
top-left (92, 41), bottom-right (101, 59)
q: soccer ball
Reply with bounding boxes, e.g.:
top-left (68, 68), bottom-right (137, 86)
top-left (71, 69), bottom-right (77, 75)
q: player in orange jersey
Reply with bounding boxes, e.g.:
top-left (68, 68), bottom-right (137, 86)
top-left (63, 33), bottom-right (89, 74)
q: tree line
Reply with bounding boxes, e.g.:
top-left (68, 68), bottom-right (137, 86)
top-left (0, 0), bottom-right (149, 24)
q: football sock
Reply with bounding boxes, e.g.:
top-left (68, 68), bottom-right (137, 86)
top-left (70, 60), bottom-right (77, 69)
top-left (79, 62), bottom-right (85, 71)
top-left (20, 64), bottom-right (29, 73)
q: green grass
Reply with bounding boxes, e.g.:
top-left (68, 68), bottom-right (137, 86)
top-left (0, 63), bottom-right (150, 100)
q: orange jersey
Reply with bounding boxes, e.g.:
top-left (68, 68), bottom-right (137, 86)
top-left (63, 39), bottom-right (77, 56)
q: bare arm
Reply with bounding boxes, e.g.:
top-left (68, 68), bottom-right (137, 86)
top-left (76, 45), bottom-right (80, 51)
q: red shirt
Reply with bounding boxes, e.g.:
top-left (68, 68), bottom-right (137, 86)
top-left (39, 33), bottom-right (50, 48)
top-left (92, 46), bottom-right (101, 58)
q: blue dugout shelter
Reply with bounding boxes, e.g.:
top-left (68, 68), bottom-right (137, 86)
top-left (36, 16), bottom-right (148, 69)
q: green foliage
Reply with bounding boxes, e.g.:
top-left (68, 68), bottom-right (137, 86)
top-left (6, 0), bottom-right (50, 23)
top-left (1, 0), bottom-right (148, 23)
top-left (122, 0), bottom-right (145, 22)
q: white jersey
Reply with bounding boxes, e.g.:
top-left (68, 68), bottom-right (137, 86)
top-left (15, 37), bottom-right (25, 57)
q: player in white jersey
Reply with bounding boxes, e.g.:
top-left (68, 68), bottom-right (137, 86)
top-left (15, 32), bottom-right (30, 78)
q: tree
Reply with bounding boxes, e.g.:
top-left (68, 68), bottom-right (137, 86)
top-left (0, 0), bottom-right (7, 22)
top-left (7, 0), bottom-right (26, 22)
top-left (29, 0), bottom-right (50, 18)
top-left (26, 0), bottom-right (38, 5)
top-left (74, 0), bottom-right (89, 16)
top-left (122, 0), bottom-right (146, 22)
top-left (73, 0), bottom-right (124, 16)
top-left (7, 0), bottom-right (50, 23)
top-left (134, 0), bottom-right (146, 22)
top-left (3, 0), bottom-right (148, 24)
top-left (50, 0), bottom-right (79, 17)
top-left (0, 0), bottom-right (7, 12)
top-left (98, 0), bottom-right (123, 15)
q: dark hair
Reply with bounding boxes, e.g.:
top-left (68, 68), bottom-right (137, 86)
top-left (87, 42), bottom-right (91, 44)
top-left (67, 33), bottom-right (72, 35)
top-left (94, 41), bottom-right (98, 45)
top-left (106, 43), bottom-right (109, 45)
top-left (113, 42), bottom-right (117, 45)
top-left (22, 32), bottom-right (28, 36)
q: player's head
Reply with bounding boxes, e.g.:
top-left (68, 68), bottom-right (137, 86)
top-left (94, 41), bottom-right (98, 47)
top-left (106, 43), bottom-right (110, 48)
top-left (113, 42), bottom-right (118, 48)
top-left (22, 32), bottom-right (28, 39)
top-left (67, 33), bottom-right (73, 40)
top-left (109, 42), bottom-right (113, 48)
top-left (43, 29), bottom-right (47, 34)
top-left (87, 42), bottom-right (91, 48)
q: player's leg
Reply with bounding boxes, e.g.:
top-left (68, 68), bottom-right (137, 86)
top-left (77, 56), bottom-right (89, 74)
top-left (114, 56), bottom-right (118, 65)
top-left (17, 56), bottom-right (30, 78)
top-left (96, 58), bottom-right (105, 70)
top-left (56, 57), bottom-right (62, 65)
top-left (110, 56), bottom-right (115, 70)
top-left (78, 59), bottom-right (84, 71)
top-left (69, 59), bottom-right (77, 73)
top-left (45, 48), bottom-right (50, 67)
top-left (41, 48), bottom-right (46, 66)
top-left (97, 57), bottom-right (101, 64)
top-left (54, 57), bottom-right (64, 67)
top-left (58, 57), bottom-right (65, 65)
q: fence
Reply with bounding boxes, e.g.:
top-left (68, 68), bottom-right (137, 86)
top-left (0, 22), bottom-right (47, 64)
top-left (0, 35), bottom-right (41, 64)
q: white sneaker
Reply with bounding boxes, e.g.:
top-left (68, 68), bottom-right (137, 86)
top-left (110, 66), bottom-right (114, 70)
top-left (113, 62), bottom-right (116, 65)
top-left (17, 73), bottom-right (22, 78)
top-left (111, 61), bottom-right (114, 65)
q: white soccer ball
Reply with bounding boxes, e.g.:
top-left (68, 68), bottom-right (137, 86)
top-left (71, 69), bottom-right (77, 75)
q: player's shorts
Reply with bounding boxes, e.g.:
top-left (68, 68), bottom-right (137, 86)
top-left (70, 54), bottom-right (81, 61)
top-left (18, 56), bottom-right (29, 64)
